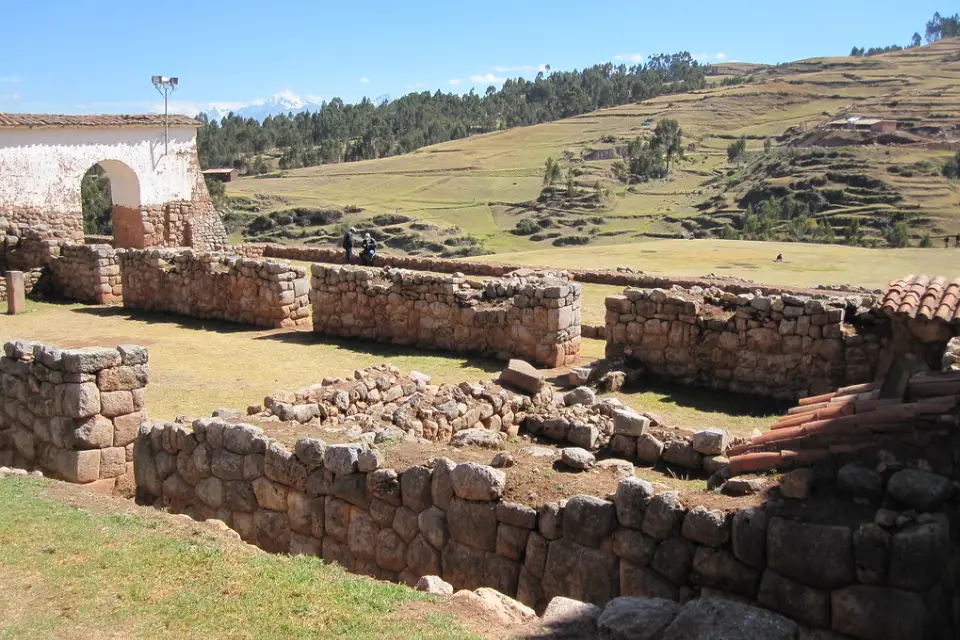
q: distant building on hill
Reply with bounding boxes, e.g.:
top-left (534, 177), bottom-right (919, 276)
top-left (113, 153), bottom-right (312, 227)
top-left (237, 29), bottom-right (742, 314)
top-left (202, 167), bottom-right (238, 182)
top-left (825, 116), bottom-right (897, 133)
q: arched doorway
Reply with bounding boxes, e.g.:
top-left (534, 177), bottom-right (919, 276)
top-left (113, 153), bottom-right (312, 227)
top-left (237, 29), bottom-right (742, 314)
top-left (80, 160), bottom-right (144, 248)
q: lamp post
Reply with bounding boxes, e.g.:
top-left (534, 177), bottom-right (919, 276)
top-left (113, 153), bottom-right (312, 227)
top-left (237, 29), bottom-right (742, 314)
top-left (151, 75), bottom-right (179, 155)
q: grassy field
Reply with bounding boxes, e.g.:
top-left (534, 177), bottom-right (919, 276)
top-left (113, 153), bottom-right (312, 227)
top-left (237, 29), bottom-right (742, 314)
top-left (226, 40), bottom-right (960, 259)
top-left (0, 477), bottom-right (478, 639)
top-left (1, 300), bottom-right (770, 435)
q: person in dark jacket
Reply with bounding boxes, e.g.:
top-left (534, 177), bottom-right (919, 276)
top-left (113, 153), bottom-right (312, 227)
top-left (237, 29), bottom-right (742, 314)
top-left (360, 233), bottom-right (377, 265)
top-left (343, 227), bottom-right (357, 263)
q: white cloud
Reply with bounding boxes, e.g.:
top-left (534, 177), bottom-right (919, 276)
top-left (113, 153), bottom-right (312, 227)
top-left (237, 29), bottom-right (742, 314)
top-left (359, 77), bottom-right (369, 84)
top-left (448, 78), bottom-right (461, 86)
top-left (470, 73), bottom-right (505, 85)
top-left (693, 52), bottom-right (728, 62)
top-left (305, 94), bottom-right (324, 104)
top-left (0, 75), bottom-right (22, 84)
top-left (614, 53), bottom-right (645, 63)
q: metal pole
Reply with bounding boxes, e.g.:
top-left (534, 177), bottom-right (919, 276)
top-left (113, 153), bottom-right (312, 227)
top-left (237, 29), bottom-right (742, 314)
top-left (163, 86), bottom-right (169, 155)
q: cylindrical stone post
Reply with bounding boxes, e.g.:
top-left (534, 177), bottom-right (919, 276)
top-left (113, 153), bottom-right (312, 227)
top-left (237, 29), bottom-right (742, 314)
top-left (6, 271), bottom-right (25, 315)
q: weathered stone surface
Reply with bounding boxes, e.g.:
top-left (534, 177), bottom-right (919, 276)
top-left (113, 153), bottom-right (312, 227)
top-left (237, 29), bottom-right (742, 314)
top-left (612, 528), bottom-right (657, 565)
top-left (496, 523), bottom-right (530, 561)
top-left (369, 497), bottom-right (396, 529)
top-left (70, 415), bottom-right (114, 449)
top-left (661, 440), bottom-right (702, 469)
top-left (542, 538), bottom-right (619, 606)
top-left (450, 463), bottom-right (504, 502)
top-left (636, 433), bottom-right (664, 464)
top-left (401, 465), bottom-right (434, 511)
top-left (366, 468), bottom-right (401, 506)
top-left (758, 569), bottom-right (831, 628)
top-left (690, 547), bottom-right (760, 598)
top-left (324, 443), bottom-right (363, 476)
top-left (563, 495), bottom-right (616, 548)
top-left (613, 408), bottom-right (650, 436)
top-left (681, 506), bottom-right (729, 547)
top-left (254, 509), bottom-right (290, 553)
top-left (642, 492), bottom-right (684, 541)
top-left (376, 528), bottom-right (408, 573)
top-left (767, 518), bottom-right (854, 589)
top-left (415, 575), bottom-right (453, 595)
top-left (620, 561), bottom-right (678, 600)
top-left (652, 536), bottom-right (696, 586)
top-left (264, 444), bottom-right (308, 491)
top-left (662, 597), bottom-right (798, 640)
top-left (430, 457), bottom-right (456, 509)
top-left (450, 427), bottom-right (505, 449)
top-left (887, 520), bottom-right (950, 591)
top-left (195, 476), bottom-right (224, 509)
top-left (780, 468), bottom-right (816, 500)
top-left (287, 491), bottom-right (323, 535)
top-left (598, 597), bottom-right (680, 640)
top-left (541, 596), bottom-right (601, 638)
top-left (837, 464), bottom-right (884, 500)
top-left (392, 505), bottom-right (420, 543)
top-left (211, 449), bottom-right (244, 481)
top-left (831, 585), bottom-right (928, 640)
top-left (500, 359), bottom-right (544, 394)
top-left (223, 480), bottom-right (257, 513)
top-left (222, 424), bottom-right (267, 455)
top-left (252, 477), bottom-right (288, 511)
top-left (347, 510), bottom-right (379, 561)
top-left (418, 506), bottom-right (449, 550)
top-left (615, 477), bottom-right (654, 529)
top-left (561, 447), bottom-right (595, 470)
top-left (721, 477), bottom-right (764, 496)
top-left (538, 501), bottom-right (564, 540)
top-left (447, 497), bottom-right (498, 551)
top-left (452, 588), bottom-right (536, 626)
top-left (496, 501), bottom-right (537, 529)
top-left (289, 532), bottom-right (321, 556)
top-left (324, 496), bottom-right (353, 542)
top-left (61, 382), bottom-right (101, 418)
top-left (563, 386), bottom-right (596, 407)
top-left (691, 429), bottom-right (728, 455)
top-left (407, 534), bottom-right (442, 577)
top-left (62, 347), bottom-right (121, 373)
top-left (886, 468), bottom-right (952, 511)
top-left (567, 423), bottom-right (599, 450)
top-left (485, 554), bottom-right (522, 597)
top-left (524, 531), bottom-right (549, 579)
top-left (294, 437), bottom-right (326, 470)
top-left (732, 507), bottom-right (768, 569)
top-left (853, 523), bottom-right (889, 585)
top-left (441, 540), bottom-right (487, 590)
top-left (357, 448), bottom-right (382, 472)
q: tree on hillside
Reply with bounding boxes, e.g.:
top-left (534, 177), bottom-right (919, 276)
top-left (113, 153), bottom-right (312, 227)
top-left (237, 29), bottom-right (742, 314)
top-left (912, 32), bottom-right (923, 47)
top-left (543, 157), bottom-right (562, 186)
top-left (81, 165), bottom-right (112, 235)
top-left (566, 170), bottom-right (578, 197)
top-left (651, 119), bottom-right (683, 171)
top-left (943, 151), bottom-right (960, 178)
top-left (845, 219), bottom-right (865, 246)
top-left (727, 136), bottom-right (748, 163)
top-left (763, 138), bottom-right (772, 154)
top-left (926, 12), bottom-right (960, 42)
top-left (886, 222), bottom-right (911, 248)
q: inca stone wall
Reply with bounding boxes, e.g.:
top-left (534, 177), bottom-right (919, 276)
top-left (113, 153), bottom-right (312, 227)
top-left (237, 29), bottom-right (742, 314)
top-left (0, 340), bottom-right (147, 495)
top-left (133, 417), bottom-right (956, 639)
top-left (310, 265), bottom-right (581, 367)
top-left (605, 287), bottom-right (888, 399)
top-left (50, 244), bottom-right (122, 304)
top-left (118, 249), bottom-right (310, 328)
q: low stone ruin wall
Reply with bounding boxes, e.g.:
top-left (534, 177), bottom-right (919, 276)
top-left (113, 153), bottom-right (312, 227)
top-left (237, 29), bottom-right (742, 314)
top-left (133, 416), bottom-right (956, 638)
top-left (49, 244), bottom-right (123, 304)
top-left (0, 268), bottom-right (42, 302)
top-left (237, 242), bottom-right (863, 298)
top-left (310, 265), bottom-right (581, 367)
top-left (118, 249), bottom-right (310, 328)
top-left (0, 340), bottom-right (147, 495)
top-left (605, 287), bottom-right (888, 399)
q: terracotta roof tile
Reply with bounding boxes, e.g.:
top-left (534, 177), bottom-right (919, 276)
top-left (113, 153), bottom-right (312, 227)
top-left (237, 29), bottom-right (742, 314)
top-left (882, 274), bottom-right (960, 323)
top-left (0, 113), bottom-right (201, 129)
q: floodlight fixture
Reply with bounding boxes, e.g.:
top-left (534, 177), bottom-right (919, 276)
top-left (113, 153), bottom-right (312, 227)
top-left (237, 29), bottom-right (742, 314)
top-left (152, 75), bottom-right (179, 154)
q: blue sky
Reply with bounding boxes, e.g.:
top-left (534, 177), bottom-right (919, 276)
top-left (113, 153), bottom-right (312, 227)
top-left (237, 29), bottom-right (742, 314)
top-left (0, 0), bottom-right (946, 115)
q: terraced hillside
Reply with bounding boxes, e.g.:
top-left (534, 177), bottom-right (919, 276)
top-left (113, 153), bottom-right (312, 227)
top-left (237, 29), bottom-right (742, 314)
top-left (226, 39), bottom-right (960, 255)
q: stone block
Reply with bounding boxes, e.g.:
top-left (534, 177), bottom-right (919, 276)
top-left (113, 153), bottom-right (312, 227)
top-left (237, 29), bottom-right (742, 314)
top-left (417, 505), bottom-right (449, 550)
top-left (407, 535), bottom-right (442, 577)
top-left (450, 463), bottom-right (503, 502)
top-left (252, 476), bottom-right (289, 511)
top-left (758, 569), bottom-right (831, 628)
top-left (323, 497), bottom-right (353, 542)
top-left (681, 506), bottom-right (729, 547)
top-left (887, 520), bottom-right (950, 591)
top-left (347, 510), bottom-right (379, 561)
top-left (598, 597), bottom-right (680, 640)
top-left (367, 468), bottom-right (401, 506)
top-left (62, 347), bottom-right (121, 373)
top-left (442, 539), bottom-right (488, 590)
top-left (662, 597), bottom-right (798, 640)
top-left (392, 505), bottom-right (420, 543)
top-left (642, 492), bottom-right (684, 541)
top-left (731, 506), bottom-right (768, 569)
top-left (620, 560), bottom-right (678, 601)
top-left (496, 501), bottom-right (537, 529)
top-left (613, 408), bottom-right (650, 436)
top-left (98, 446), bottom-right (126, 479)
top-left (70, 415), bottom-right (114, 449)
top-left (542, 538), bottom-right (619, 606)
top-left (853, 523), bottom-right (889, 585)
top-left (61, 382), bottom-right (101, 418)
top-left (113, 412), bottom-right (143, 447)
top-left (615, 477), bottom-right (654, 529)
top-left (499, 359), bottom-right (544, 395)
top-left (690, 546), bottom-right (760, 598)
top-left (661, 441), bottom-right (702, 469)
top-left (886, 468), bottom-right (952, 511)
top-left (652, 536), bottom-right (696, 586)
top-left (767, 518), bottom-right (854, 589)
top-left (99, 391), bottom-right (134, 418)
top-left (691, 429), bottom-right (728, 455)
top-left (447, 497), bottom-right (498, 551)
top-left (636, 433), bottom-right (664, 464)
top-left (564, 494), bottom-right (616, 548)
top-left (831, 585), bottom-right (928, 640)
top-left (541, 596), bottom-right (601, 637)
top-left (223, 480), bottom-right (257, 513)
top-left (430, 457), bottom-right (456, 509)
top-left (97, 365), bottom-right (149, 391)
top-left (58, 448), bottom-right (101, 483)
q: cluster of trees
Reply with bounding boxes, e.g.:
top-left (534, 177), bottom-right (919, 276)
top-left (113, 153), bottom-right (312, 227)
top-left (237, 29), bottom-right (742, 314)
top-left (943, 151), bottom-right (960, 179)
top-left (197, 53), bottom-right (707, 172)
top-left (80, 166), bottom-right (112, 235)
top-left (611, 119), bottom-right (684, 184)
top-left (850, 11), bottom-right (960, 57)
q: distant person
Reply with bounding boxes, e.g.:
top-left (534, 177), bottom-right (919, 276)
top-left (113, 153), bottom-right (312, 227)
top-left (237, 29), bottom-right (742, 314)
top-left (360, 233), bottom-right (377, 266)
top-left (342, 227), bottom-right (357, 263)
top-left (946, 236), bottom-right (951, 249)
top-left (775, 253), bottom-right (784, 262)
top-left (955, 233), bottom-right (959, 248)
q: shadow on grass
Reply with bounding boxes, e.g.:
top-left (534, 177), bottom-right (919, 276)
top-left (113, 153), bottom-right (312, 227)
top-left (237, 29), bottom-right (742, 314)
top-left (621, 376), bottom-right (791, 419)
top-left (71, 305), bottom-right (273, 335)
top-left (255, 330), bottom-right (506, 374)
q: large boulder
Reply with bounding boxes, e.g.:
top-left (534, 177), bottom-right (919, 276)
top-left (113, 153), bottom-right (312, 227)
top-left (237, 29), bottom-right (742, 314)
top-left (691, 429), bottom-right (728, 455)
top-left (886, 468), bottom-right (953, 511)
top-left (564, 386), bottom-right (597, 407)
top-left (598, 597), bottom-right (680, 640)
top-left (450, 463), bottom-right (506, 501)
top-left (561, 447), bottom-right (595, 471)
top-left (450, 428), bottom-right (505, 449)
top-left (662, 597), bottom-right (797, 640)
top-left (541, 596), bottom-right (601, 637)
top-left (500, 359), bottom-right (545, 395)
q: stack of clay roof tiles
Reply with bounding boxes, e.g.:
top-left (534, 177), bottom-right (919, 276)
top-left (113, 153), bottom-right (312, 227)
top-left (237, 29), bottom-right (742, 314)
top-left (726, 372), bottom-right (960, 475)
top-left (881, 274), bottom-right (960, 323)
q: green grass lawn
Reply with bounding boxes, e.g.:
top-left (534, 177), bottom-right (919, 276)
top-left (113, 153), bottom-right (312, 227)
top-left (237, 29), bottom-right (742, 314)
top-left (0, 478), bottom-right (477, 639)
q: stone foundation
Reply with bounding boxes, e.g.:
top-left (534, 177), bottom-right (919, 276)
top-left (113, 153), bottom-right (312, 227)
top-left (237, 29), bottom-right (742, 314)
top-left (0, 340), bottom-right (147, 495)
top-left (309, 265), bottom-right (581, 367)
top-left (50, 244), bottom-right (122, 304)
top-left (605, 287), bottom-right (889, 399)
top-left (118, 249), bottom-right (310, 328)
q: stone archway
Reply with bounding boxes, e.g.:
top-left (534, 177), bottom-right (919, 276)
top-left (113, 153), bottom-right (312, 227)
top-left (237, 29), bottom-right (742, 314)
top-left (86, 159), bottom-right (145, 248)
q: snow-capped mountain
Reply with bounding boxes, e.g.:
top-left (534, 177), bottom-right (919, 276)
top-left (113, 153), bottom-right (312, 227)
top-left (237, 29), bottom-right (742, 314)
top-left (200, 90), bottom-right (323, 123)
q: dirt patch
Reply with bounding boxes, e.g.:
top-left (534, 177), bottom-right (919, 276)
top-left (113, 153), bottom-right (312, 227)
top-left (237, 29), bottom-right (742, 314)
top-left (248, 417), bottom-right (766, 511)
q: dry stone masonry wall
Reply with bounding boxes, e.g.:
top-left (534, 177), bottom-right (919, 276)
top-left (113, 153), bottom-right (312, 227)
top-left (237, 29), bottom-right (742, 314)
top-left (49, 244), bottom-right (122, 304)
top-left (0, 340), bottom-right (147, 495)
top-left (118, 249), bottom-right (310, 328)
top-left (605, 287), bottom-right (888, 399)
top-left (310, 265), bottom-right (581, 367)
top-left (133, 414), bottom-right (956, 640)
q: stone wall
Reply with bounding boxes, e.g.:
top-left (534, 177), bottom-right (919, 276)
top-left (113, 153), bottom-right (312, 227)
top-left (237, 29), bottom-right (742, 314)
top-left (237, 242), bottom-right (866, 298)
top-left (133, 418), bottom-right (956, 639)
top-left (49, 244), bottom-right (122, 304)
top-left (118, 249), bottom-right (310, 328)
top-left (0, 268), bottom-right (42, 302)
top-left (605, 287), bottom-right (888, 399)
top-left (309, 265), bottom-right (581, 367)
top-left (0, 340), bottom-right (147, 495)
